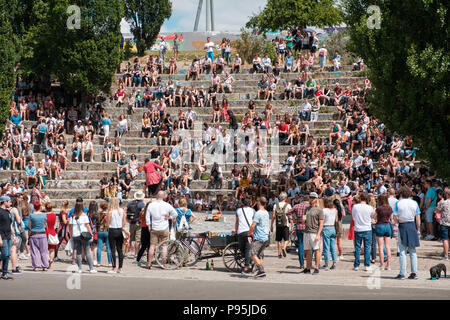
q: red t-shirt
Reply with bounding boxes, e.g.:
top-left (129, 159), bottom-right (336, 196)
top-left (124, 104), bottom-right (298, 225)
top-left (278, 123), bottom-right (288, 133)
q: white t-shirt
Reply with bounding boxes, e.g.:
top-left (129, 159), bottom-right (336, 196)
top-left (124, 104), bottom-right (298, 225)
top-left (319, 48), bottom-right (328, 57)
top-left (204, 41), bottom-right (215, 52)
top-left (253, 57), bottom-right (261, 65)
top-left (262, 57), bottom-right (271, 66)
top-left (388, 197), bottom-right (398, 212)
top-left (352, 203), bottom-right (374, 232)
top-left (70, 215), bottom-right (90, 237)
top-left (145, 200), bottom-right (178, 231)
top-left (323, 208), bottom-right (337, 226)
top-left (393, 198), bottom-right (420, 222)
top-left (236, 207), bottom-right (256, 234)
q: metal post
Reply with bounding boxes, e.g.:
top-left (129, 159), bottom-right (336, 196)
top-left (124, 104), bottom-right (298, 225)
top-left (210, 0), bottom-right (215, 31)
top-left (206, 0), bottom-right (211, 32)
top-left (194, 0), bottom-right (203, 32)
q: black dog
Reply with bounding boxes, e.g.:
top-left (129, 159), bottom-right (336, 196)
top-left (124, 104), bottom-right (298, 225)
top-left (430, 264), bottom-right (447, 279)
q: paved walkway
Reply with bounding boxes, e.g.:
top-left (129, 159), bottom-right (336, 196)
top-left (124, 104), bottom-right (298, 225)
top-left (11, 214), bottom-right (450, 295)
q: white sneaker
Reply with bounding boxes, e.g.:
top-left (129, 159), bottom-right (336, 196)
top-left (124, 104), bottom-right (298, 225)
top-left (78, 269), bottom-right (83, 274)
top-left (89, 269), bottom-right (97, 273)
top-left (19, 254), bottom-right (28, 260)
top-left (339, 255), bottom-right (344, 261)
top-left (353, 267), bottom-right (359, 271)
top-left (365, 266), bottom-right (373, 272)
top-left (93, 261), bottom-right (98, 266)
top-left (107, 270), bottom-right (117, 274)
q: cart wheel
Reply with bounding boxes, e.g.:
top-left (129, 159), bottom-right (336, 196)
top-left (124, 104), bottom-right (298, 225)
top-left (155, 240), bottom-right (184, 270)
top-left (222, 242), bottom-right (244, 273)
top-left (183, 240), bottom-right (202, 267)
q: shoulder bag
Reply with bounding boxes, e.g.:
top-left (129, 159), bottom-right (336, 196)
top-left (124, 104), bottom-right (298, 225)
top-left (76, 217), bottom-right (92, 241)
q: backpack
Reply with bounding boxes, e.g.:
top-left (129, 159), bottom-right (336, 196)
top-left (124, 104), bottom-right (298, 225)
top-left (126, 200), bottom-right (141, 221)
top-left (274, 202), bottom-right (289, 228)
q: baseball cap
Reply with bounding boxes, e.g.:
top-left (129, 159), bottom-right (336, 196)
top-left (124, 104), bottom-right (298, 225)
top-left (309, 192), bottom-right (319, 198)
top-left (0, 195), bottom-right (11, 202)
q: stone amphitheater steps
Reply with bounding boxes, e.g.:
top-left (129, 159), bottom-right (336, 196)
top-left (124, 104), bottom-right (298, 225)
top-left (12, 65), bottom-right (368, 211)
top-left (113, 78), bottom-right (364, 90)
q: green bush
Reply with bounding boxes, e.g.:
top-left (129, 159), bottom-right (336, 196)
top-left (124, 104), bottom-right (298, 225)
top-left (234, 29), bottom-right (276, 64)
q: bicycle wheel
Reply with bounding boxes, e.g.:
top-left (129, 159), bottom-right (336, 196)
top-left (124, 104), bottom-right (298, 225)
top-left (222, 242), bottom-right (244, 272)
top-left (183, 239), bottom-right (202, 267)
top-left (155, 240), bottom-right (184, 270)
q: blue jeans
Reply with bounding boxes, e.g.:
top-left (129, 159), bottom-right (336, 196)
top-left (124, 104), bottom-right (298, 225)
top-left (354, 230), bottom-right (372, 268)
top-left (322, 227), bottom-right (337, 264)
top-left (0, 239), bottom-right (12, 276)
top-left (133, 75), bottom-right (141, 87)
top-left (296, 230), bottom-right (305, 267)
top-left (371, 225), bottom-right (387, 260)
top-left (207, 51), bottom-right (214, 62)
top-left (398, 233), bottom-right (418, 276)
top-left (0, 158), bottom-right (10, 169)
top-left (97, 231), bottom-right (112, 264)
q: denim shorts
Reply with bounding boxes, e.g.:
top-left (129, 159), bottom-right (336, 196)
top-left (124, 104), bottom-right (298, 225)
top-left (441, 225), bottom-right (450, 241)
top-left (375, 224), bottom-right (392, 238)
top-left (425, 207), bottom-right (435, 223)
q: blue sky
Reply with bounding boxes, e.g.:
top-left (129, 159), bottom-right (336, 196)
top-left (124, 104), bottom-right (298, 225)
top-left (122, 0), bottom-right (268, 34)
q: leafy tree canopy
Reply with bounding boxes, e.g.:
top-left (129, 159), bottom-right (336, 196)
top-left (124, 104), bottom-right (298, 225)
top-left (246, 0), bottom-right (343, 33)
top-left (343, 0), bottom-right (449, 179)
top-left (124, 0), bottom-right (172, 56)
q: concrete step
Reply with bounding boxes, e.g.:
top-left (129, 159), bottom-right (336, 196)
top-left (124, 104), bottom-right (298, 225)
top-left (43, 187), bottom-right (242, 200)
top-left (113, 77), bottom-right (364, 89)
top-left (115, 66), bottom-right (356, 81)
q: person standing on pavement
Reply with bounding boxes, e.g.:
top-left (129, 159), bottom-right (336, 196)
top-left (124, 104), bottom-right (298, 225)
top-left (96, 201), bottom-right (112, 267)
top-left (321, 197), bottom-right (338, 270)
top-left (423, 180), bottom-right (437, 240)
top-left (393, 187), bottom-right (421, 280)
top-left (0, 195), bottom-right (15, 279)
top-left (271, 192), bottom-right (292, 258)
top-left (29, 201), bottom-right (50, 272)
top-left (435, 189), bottom-right (450, 260)
top-left (69, 200), bottom-right (97, 274)
top-left (303, 192), bottom-right (324, 275)
top-left (44, 202), bottom-right (58, 268)
top-left (373, 195), bottom-right (393, 270)
top-left (136, 199), bottom-right (152, 267)
top-left (387, 188), bottom-right (399, 256)
top-left (106, 198), bottom-right (129, 274)
top-left (287, 195), bottom-right (309, 269)
top-left (126, 191), bottom-right (146, 259)
top-left (352, 192), bottom-right (374, 271)
top-left (145, 191), bottom-right (178, 269)
top-left (9, 196), bottom-right (23, 275)
top-left (248, 197), bottom-right (270, 278)
top-left (235, 197), bottom-right (255, 274)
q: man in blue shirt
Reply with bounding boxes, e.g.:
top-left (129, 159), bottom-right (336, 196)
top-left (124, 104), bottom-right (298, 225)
top-left (9, 110), bottom-right (23, 134)
top-left (423, 180), bottom-right (437, 240)
top-left (248, 197), bottom-right (270, 278)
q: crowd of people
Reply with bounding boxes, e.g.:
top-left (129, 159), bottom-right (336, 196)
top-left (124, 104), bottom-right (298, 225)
top-left (0, 34), bottom-right (447, 280)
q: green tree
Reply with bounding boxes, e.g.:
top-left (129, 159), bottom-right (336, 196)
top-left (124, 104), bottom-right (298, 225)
top-left (343, 0), bottom-right (450, 179)
top-left (0, 0), bottom-right (20, 135)
top-left (246, 0), bottom-right (343, 33)
top-left (124, 0), bottom-right (172, 56)
top-left (27, 0), bottom-right (124, 96)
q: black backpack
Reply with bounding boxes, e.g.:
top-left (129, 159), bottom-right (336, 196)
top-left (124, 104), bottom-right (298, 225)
top-left (126, 200), bottom-right (141, 221)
